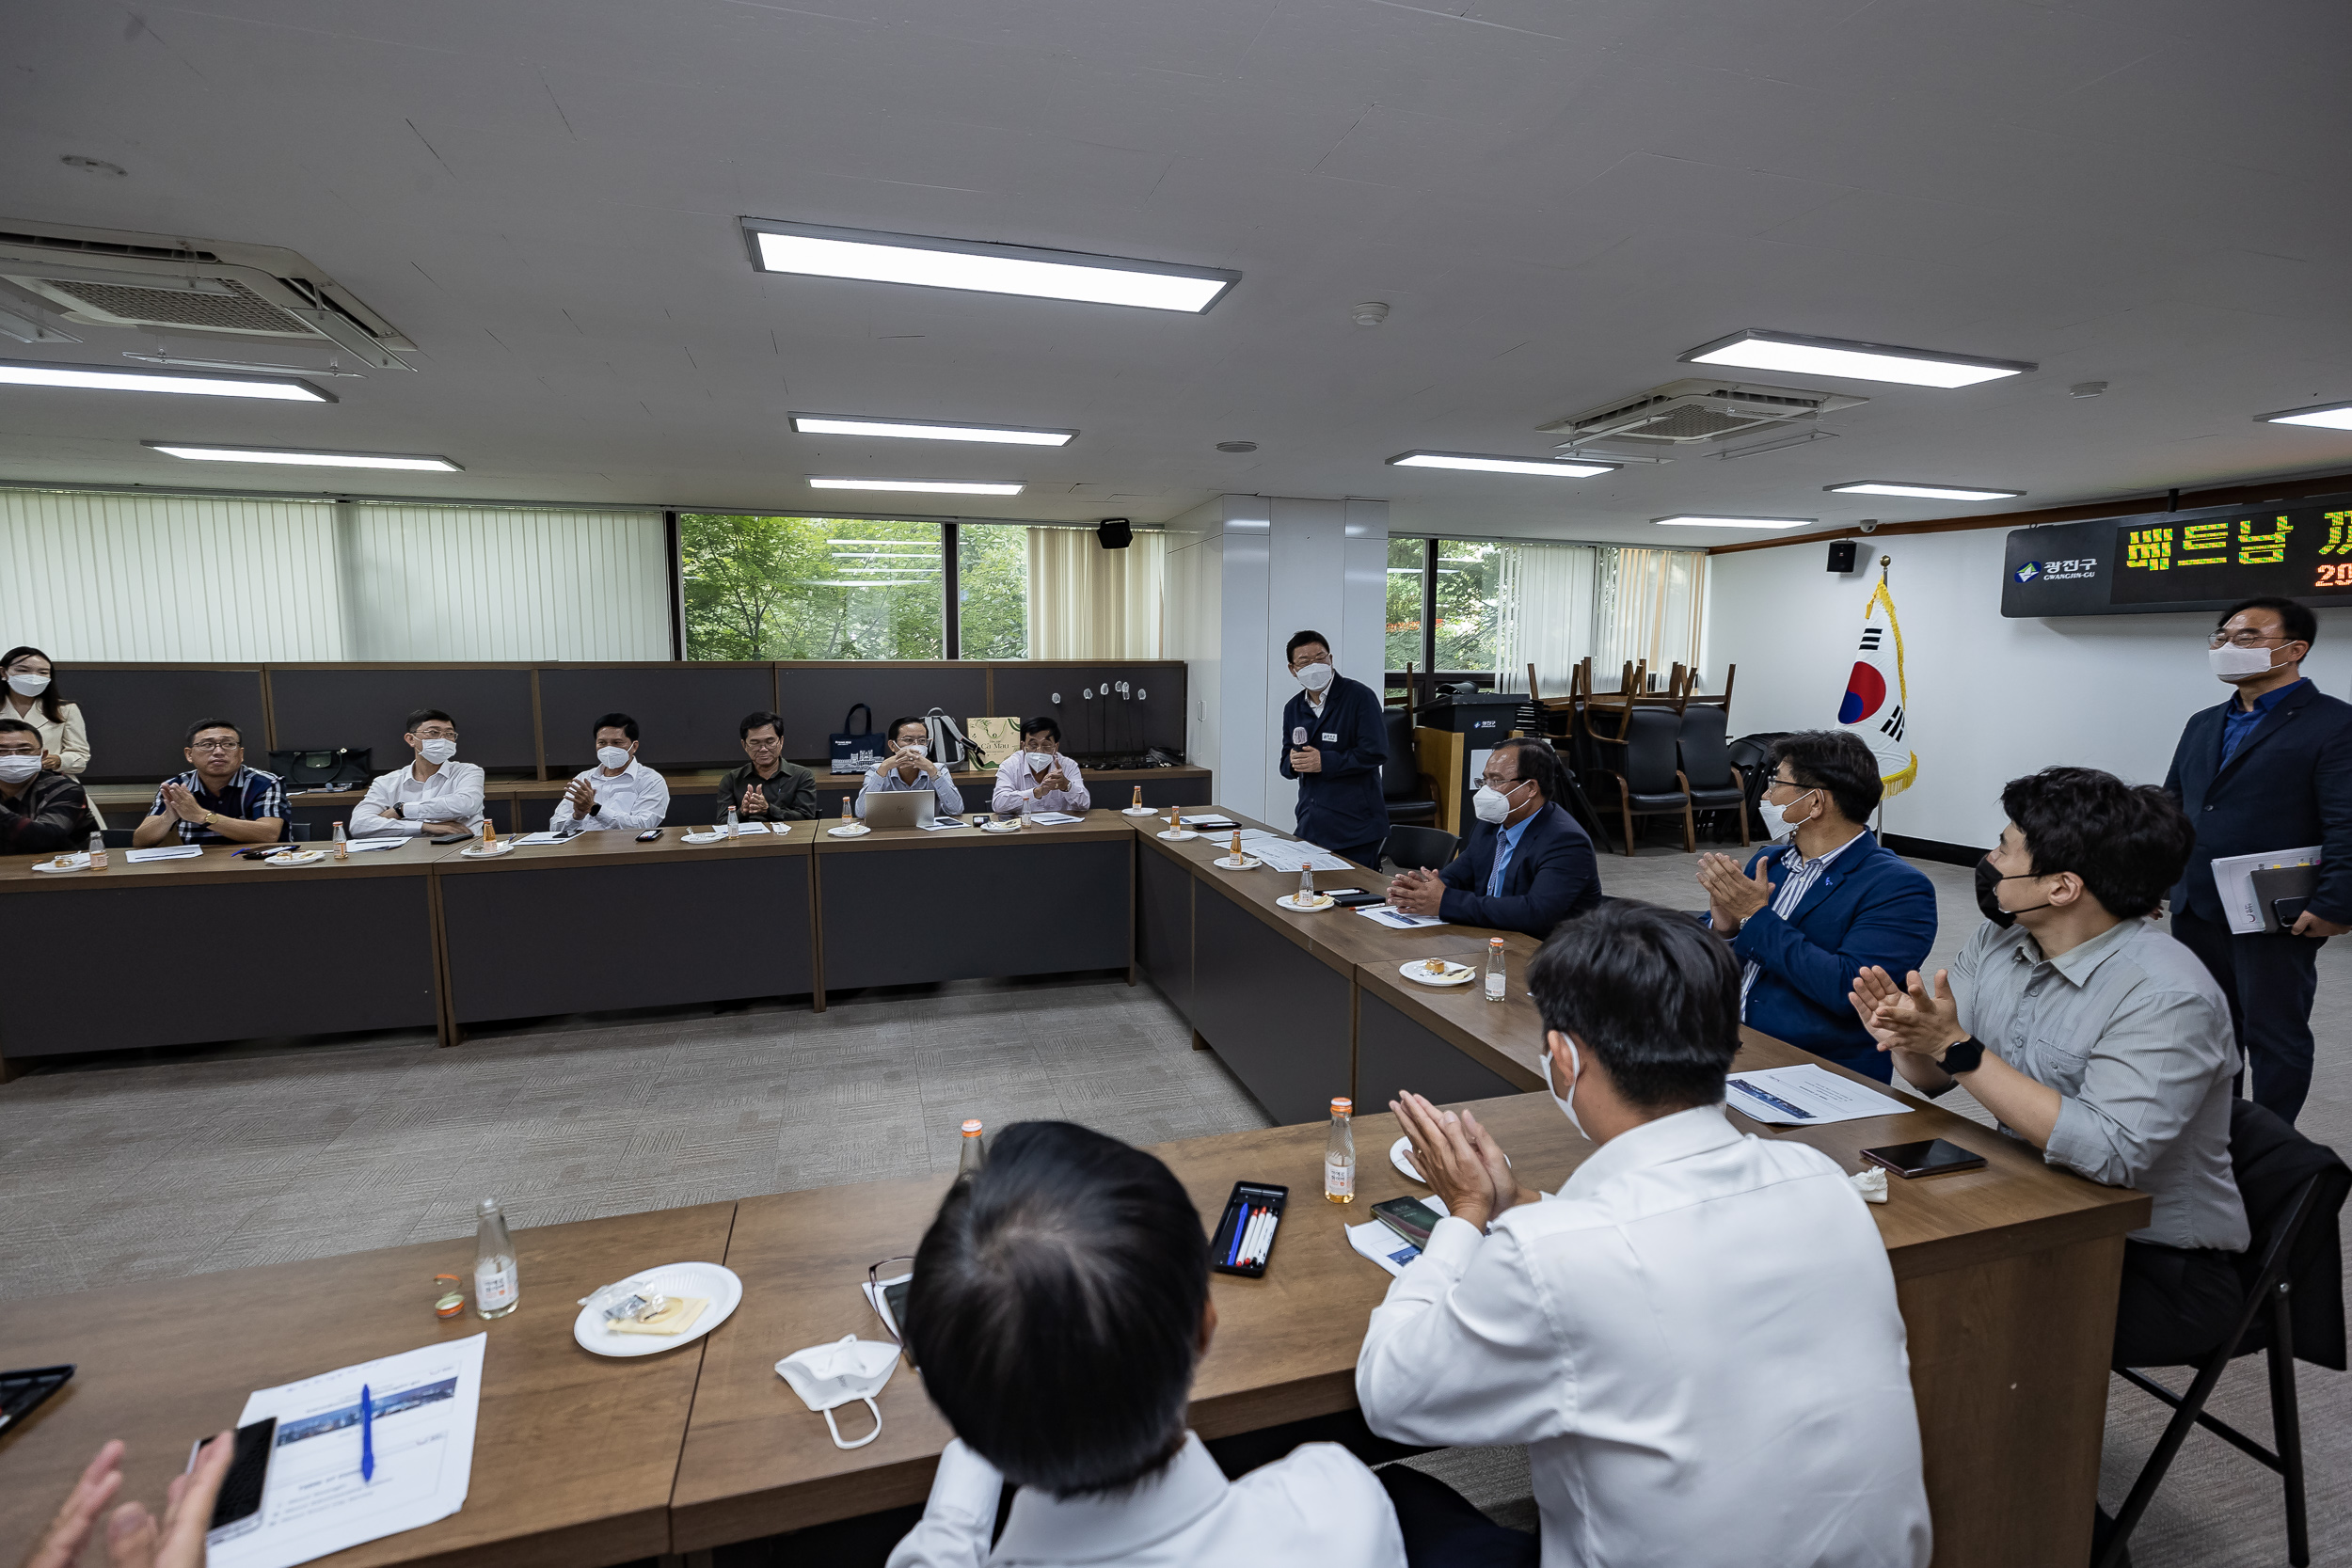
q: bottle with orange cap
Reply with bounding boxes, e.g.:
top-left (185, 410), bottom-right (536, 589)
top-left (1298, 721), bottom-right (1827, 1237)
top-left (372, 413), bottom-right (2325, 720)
top-left (1324, 1097), bottom-right (1355, 1203)
top-left (957, 1118), bottom-right (986, 1178)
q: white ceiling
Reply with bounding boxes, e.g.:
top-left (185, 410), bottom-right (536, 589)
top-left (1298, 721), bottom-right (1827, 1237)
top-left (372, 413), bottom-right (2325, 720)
top-left (5, 0), bottom-right (2352, 544)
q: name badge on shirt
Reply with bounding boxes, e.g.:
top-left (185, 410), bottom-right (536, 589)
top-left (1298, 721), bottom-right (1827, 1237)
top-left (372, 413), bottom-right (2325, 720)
top-left (1320, 732), bottom-right (1339, 742)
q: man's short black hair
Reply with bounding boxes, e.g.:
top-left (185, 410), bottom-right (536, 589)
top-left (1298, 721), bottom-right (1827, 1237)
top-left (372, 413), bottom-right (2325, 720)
top-left (1526, 900), bottom-right (1741, 1113)
top-left (1766, 730), bottom-right (1882, 825)
top-left (739, 710), bottom-right (786, 740)
top-left (593, 712), bottom-right (640, 741)
top-left (886, 714), bottom-right (928, 743)
top-left (907, 1121), bottom-right (1206, 1499)
top-left (1999, 767), bottom-right (2192, 920)
top-left (2219, 595), bottom-right (2317, 649)
top-left (0, 718), bottom-right (38, 740)
top-left (1022, 715), bottom-right (1061, 743)
top-left (184, 718), bottom-right (242, 746)
top-left (405, 707), bottom-right (453, 732)
top-left (1490, 736), bottom-right (1560, 803)
top-left (1285, 629), bottom-right (1330, 662)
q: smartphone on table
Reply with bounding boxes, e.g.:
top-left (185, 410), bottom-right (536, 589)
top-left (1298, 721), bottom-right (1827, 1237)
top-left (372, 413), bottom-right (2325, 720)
top-left (192, 1416), bottom-right (277, 1532)
top-left (635, 829), bottom-right (663, 842)
top-left (1860, 1139), bottom-right (1988, 1179)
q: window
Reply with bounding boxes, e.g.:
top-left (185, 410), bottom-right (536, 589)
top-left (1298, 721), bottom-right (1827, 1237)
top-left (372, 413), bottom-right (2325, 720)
top-left (1386, 536), bottom-right (1426, 672)
top-left (678, 514), bottom-right (943, 659)
top-left (956, 522), bottom-right (1028, 658)
top-left (1433, 538), bottom-right (1503, 673)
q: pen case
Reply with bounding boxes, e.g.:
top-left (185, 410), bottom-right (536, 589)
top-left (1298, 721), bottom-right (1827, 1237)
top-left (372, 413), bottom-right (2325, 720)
top-left (1210, 1180), bottom-right (1288, 1278)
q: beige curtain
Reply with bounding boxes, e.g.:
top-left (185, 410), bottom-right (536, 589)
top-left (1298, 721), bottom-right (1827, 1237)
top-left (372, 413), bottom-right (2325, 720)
top-left (1595, 547), bottom-right (1707, 685)
top-left (1496, 543), bottom-right (1599, 694)
top-left (1025, 527), bottom-right (1166, 657)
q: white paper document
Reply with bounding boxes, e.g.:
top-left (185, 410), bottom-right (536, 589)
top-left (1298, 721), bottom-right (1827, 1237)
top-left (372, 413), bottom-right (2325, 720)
top-left (1724, 1065), bottom-right (1914, 1126)
top-left (342, 838), bottom-right (405, 853)
top-left (124, 845), bottom-right (204, 863)
top-left (1358, 905), bottom-right (1446, 930)
top-left (917, 817), bottom-right (969, 831)
top-left (1025, 811), bottom-right (1084, 825)
top-left (214, 1334), bottom-right (485, 1568)
top-left (2211, 844), bottom-right (2322, 934)
top-left (1346, 1196), bottom-right (1451, 1277)
top-left (1179, 816), bottom-right (1238, 830)
top-left (511, 832), bottom-right (568, 845)
top-left (1248, 839), bottom-right (1352, 874)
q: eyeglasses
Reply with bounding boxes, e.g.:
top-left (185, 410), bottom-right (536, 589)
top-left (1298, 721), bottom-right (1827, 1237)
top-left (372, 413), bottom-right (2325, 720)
top-left (188, 739), bottom-right (242, 752)
top-left (866, 1255), bottom-right (915, 1346)
top-left (2210, 629), bottom-right (2291, 649)
top-left (1476, 773), bottom-right (1525, 790)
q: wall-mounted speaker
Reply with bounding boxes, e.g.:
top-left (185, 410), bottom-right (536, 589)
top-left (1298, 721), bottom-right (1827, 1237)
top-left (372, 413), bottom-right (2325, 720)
top-left (1826, 540), bottom-right (1859, 573)
top-left (1097, 517), bottom-right (1133, 550)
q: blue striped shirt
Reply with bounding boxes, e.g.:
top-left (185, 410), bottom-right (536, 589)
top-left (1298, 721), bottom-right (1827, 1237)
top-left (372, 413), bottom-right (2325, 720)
top-left (150, 766), bottom-right (291, 844)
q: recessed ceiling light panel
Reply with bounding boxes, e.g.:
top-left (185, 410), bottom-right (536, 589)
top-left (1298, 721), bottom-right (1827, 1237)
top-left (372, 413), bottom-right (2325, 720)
top-left (145, 441), bottom-right (459, 471)
top-left (743, 219), bottom-right (1239, 313)
top-left (789, 413), bottom-right (1074, 447)
top-left (1652, 515), bottom-right (1815, 530)
top-left (0, 357), bottom-right (332, 402)
top-left (807, 477), bottom-right (1025, 496)
top-left (2256, 400), bottom-right (2352, 432)
top-left (1681, 329), bottom-right (2034, 388)
top-left (1826, 481), bottom-right (2025, 500)
top-left (1389, 450), bottom-right (1619, 479)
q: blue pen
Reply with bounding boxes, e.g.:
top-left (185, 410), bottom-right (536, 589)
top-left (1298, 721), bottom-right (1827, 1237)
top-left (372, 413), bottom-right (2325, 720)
top-left (1225, 1207), bottom-right (1253, 1267)
top-left (359, 1384), bottom-right (374, 1482)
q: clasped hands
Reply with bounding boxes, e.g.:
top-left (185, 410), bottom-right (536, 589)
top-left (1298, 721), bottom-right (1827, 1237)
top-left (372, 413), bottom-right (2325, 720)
top-left (563, 777), bottom-right (598, 816)
top-left (1386, 867), bottom-right (1444, 916)
top-left (1390, 1091), bottom-right (1537, 1232)
top-left (1847, 964), bottom-right (1970, 1066)
top-left (1693, 851), bottom-right (1772, 933)
top-left (159, 783), bottom-right (211, 824)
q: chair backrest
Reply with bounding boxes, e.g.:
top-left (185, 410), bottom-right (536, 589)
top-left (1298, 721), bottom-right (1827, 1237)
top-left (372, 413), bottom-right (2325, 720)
top-left (1380, 708), bottom-right (1419, 801)
top-left (2229, 1098), bottom-right (2351, 1370)
top-left (1677, 705), bottom-right (1735, 788)
top-left (1622, 707), bottom-right (1682, 793)
top-left (1381, 824), bottom-right (1458, 872)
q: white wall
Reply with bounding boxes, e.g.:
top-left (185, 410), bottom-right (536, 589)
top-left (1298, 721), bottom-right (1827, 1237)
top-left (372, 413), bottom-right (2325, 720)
top-left (1705, 527), bottom-right (2352, 848)
top-left (1164, 508), bottom-right (1225, 786)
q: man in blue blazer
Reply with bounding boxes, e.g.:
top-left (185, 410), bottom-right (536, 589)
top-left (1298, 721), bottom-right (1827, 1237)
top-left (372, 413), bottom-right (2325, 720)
top-left (2164, 595), bottom-right (2352, 1123)
top-left (1694, 731), bottom-right (1937, 1083)
top-left (1386, 737), bottom-right (1600, 938)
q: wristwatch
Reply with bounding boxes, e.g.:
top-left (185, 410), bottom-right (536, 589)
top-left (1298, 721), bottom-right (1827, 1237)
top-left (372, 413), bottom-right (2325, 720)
top-left (201, 810), bottom-right (218, 828)
top-left (390, 803), bottom-right (405, 820)
top-left (1938, 1037), bottom-right (1987, 1075)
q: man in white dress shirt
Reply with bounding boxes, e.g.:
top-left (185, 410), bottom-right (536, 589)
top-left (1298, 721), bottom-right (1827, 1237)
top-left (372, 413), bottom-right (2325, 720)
top-left (887, 1120), bottom-right (1406, 1568)
top-left (990, 715), bottom-right (1090, 816)
top-left (351, 708), bottom-right (485, 840)
top-left (1359, 899), bottom-right (1931, 1568)
top-left (858, 714), bottom-right (965, 820)
top-left (548, 712), bottom-right (670, 832)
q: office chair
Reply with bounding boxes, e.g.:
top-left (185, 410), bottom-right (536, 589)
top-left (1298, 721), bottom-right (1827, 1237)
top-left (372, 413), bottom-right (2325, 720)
top-left (1379, 707), bottom-right (1439, 827)
top-left (1675, 706), bottom-right (1748, 847)
top-left (1380, 825), bottom-right (1458, 873)
top-left (1585, 706), bottom-right (1695, 855)
top-left (2097, 1100), bottom-right (2349, 1568)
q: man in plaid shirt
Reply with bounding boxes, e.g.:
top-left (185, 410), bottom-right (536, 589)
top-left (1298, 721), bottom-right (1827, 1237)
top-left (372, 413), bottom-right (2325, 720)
top-left (131, 718), bottom-right (291, 847)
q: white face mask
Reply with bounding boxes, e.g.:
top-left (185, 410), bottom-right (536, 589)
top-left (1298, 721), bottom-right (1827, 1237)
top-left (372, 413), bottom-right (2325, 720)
top-left (1295, 660), bottom-right (1336, 692)
top-left (1025, 751), bottom-right (1054, 771)
top-left (1472, 778), bottom-right (1528, 825)
top-left (0, 754), bottom-right (41, 783)
top-left (1538, 1034), bottom-right (1587, 1139)
top-left (1757, 789), bottom-right (1820, 843)
top-left (7, 673), bottom-right (49, 698)
top-left (596, 745), bottom-right (631, 770)
top-left (2209, 641), bottom-right (2280, 683)
top-left (775, 1334), bottom-right (899, 1449)
top-left (419, 738), bottom-right (458, 766)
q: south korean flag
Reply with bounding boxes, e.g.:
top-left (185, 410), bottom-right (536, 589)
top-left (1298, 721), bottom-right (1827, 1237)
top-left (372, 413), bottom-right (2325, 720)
top-left (1836, 579), bottom-right (1917, 800)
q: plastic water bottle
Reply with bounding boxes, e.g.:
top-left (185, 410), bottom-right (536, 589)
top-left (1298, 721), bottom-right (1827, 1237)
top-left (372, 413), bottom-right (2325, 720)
top-left (87, 830), bottom-right (107, 870)
top-left (1486, 937), bottom-right (1507, 1003)
top-left (1297, 864), bottom-right (1316, 904)
top-left (474, 1197), bottom-right (520, 1319)
top-left (333, 819), bottom-right (348, 860)
top-left (957, 1119), bottom-right (986, 1178)
top-left (1324, 1098), bottom-right (1356, 1203)
top-left (726, 804), bottom-right (739, 839)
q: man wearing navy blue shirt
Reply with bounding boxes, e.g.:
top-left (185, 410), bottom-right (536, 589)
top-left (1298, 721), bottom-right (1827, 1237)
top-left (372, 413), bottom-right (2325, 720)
top-left (1278, 631), bottom-right (1389, 869)
top-left (1386, 737), bottom-right (1599, 938)
top-left (2164, 595), bottom-right (2352, 1122)
top-left (131, 718), bottom-right (289, 847)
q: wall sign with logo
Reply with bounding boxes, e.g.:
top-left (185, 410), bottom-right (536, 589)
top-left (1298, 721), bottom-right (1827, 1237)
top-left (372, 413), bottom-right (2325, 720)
top-left (2000, 490), bottom-right (2352, 617)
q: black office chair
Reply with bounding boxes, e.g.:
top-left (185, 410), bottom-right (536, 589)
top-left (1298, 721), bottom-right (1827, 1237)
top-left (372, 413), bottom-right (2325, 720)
top-left (1379, 707), bottom-right (1439, 826)
top-left (1380, 825), bottom-right (1457, 872)
top-left (1727, 731), bottom-right (1790, 843)
top-left (288, 823), bottom-right (316, 842)
top-left (101, 828), bottom-right (135, 848)
top-left (1676, 706), bottom-right (1748, 847)
top-left (2097, 1101), bottom-right (2349, 1568)
top-left (1586, 706), bottom-right (1694, 855)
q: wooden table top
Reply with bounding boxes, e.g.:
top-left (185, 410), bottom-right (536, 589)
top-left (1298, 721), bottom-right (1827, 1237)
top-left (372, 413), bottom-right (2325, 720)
top-left (0, 836), bottom-right (448, 892)
top-left (669, 1044), bottom-right (2150, 1544)
top-left (0, 1201), bottom-right (739, 1568)
top-left (811, 808), bottom-right (1137, 855)
top-left (423, 821), bottom-right (818, 875)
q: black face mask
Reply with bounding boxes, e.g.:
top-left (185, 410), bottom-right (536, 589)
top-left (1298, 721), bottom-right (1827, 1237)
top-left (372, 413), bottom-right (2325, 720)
top-left (1976, 854), bottom-right (2054, 927)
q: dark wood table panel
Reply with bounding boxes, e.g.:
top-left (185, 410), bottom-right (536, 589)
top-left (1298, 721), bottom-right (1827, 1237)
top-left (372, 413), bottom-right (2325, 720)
top-left (1356, 990), bottom-right (1523, 1113)
top-left (816, 832), bottom-right (1129, 991)
top-left (1136, 837), bottom-right (1195, 1022)
top-left (1190, 884), bottom-right (1352, 1123)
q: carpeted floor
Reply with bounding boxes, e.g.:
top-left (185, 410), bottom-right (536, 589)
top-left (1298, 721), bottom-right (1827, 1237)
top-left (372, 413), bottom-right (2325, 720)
top-left (3, 843), bottom-right (2344, 1566)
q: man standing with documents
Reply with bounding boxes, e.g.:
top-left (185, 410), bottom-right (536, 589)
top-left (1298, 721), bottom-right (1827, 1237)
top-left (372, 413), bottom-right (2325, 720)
top-left (2164, 596), bottom-right (2352, 1121)
top-left (1278, 631), bottom-right (1387, 870)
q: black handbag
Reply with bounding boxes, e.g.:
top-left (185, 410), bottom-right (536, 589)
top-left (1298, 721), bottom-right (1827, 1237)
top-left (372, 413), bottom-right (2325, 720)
top-left (829, 705), bottom-right (887, 776)
top-left (268, 746), bottom-right (373, 790)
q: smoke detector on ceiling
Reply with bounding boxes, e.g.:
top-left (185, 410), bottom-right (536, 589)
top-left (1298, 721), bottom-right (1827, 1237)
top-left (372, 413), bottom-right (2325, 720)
top-left (1542, 378), bottom-right (1866, 447)
top-left (0, 219), bottom-right (415, 371)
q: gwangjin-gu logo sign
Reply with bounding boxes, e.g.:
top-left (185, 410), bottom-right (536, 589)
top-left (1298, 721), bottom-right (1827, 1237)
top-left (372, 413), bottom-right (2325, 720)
top-left (2014, 561), bottom-right (2042, 583)
top-left (2016, 556), bottom-right (2097, 584)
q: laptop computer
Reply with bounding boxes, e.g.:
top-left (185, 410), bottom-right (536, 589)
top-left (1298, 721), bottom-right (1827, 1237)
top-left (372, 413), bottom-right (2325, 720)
top-left (862, 790), bottom-right (936, 830)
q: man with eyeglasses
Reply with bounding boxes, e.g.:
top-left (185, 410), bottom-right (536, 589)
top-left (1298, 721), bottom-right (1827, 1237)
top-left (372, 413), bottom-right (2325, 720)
top-left (351, 708), bottom-right (485, 840)
top-left (132, 719), bottom-right (289, 847)
top-left (2163, 594), bottom-right (2352, 1122)
top-left (1385, 737), bottom-right (1598, 939)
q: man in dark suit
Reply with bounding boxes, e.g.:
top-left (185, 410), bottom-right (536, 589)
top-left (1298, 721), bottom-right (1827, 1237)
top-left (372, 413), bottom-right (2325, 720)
top-left (2164, 594), bottom-right (2352, 1123)
top-left (1385, 737), bottom-right (1600, 939)
top-left (1278, 629), bottom-right (1389, 870)
top-left (1693, 731), bottom-right (1937, 1083)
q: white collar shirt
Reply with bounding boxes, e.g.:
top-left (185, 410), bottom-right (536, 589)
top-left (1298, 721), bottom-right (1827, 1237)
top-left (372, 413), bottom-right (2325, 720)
top-left (351, 760), bottom-right (486, 836)
top-left (1357, 1105), bottom-right (1931, 1568)
top-left (548, 756), bottom-right (670, 832)
top-left (884, 1433), bottom-right (1404, 1568)
top-left (990, 753), bottom-right (1090, 815)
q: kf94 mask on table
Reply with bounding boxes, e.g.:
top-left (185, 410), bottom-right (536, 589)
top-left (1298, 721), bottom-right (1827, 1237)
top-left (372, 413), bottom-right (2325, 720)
top-left (775, 1334), bottom-right (899, 1449)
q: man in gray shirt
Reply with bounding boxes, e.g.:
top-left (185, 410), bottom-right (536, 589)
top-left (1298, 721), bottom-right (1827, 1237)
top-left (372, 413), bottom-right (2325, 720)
top-left (1852, 766), bottom-right (2246, 1370)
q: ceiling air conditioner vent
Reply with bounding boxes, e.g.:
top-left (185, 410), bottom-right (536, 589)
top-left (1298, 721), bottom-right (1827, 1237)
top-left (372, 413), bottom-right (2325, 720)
top-left (1540, 378), bottom-right (1866, 446)
top-left (0, 219), bottom-right (414, 370)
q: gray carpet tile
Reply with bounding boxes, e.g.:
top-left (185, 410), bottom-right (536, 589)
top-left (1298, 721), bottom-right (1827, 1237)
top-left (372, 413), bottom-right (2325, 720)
top-left (4, 844), bottom-right (2345, 1567)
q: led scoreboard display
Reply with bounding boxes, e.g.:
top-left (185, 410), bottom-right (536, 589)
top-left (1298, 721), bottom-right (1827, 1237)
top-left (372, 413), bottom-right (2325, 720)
top-left (2000, 491), bottom-right (2352, 618)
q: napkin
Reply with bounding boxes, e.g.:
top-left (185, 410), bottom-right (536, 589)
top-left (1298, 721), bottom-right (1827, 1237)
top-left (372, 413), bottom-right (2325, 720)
top-left (606, 1295), bottom-right (710, 1335)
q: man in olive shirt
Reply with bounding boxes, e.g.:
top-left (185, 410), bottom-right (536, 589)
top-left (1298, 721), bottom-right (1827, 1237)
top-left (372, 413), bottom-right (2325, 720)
top-left (715, 710), bottom-right (818, 822)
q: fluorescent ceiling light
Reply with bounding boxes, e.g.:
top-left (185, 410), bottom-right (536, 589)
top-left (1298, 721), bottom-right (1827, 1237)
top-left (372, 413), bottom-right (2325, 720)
top-left (1652, 515), bottom-right (1815, 531)
top-left (145, 441), bottom-right (458, 471)
top-left (0, 357), bottom-right (332, 402)
top-left (790, 412), bottom-right (1075, 447)
top-left (1826, 481), bottom-right (2025, 500)
top-left (808, 477), bottom-right (1025, 496)
top-left (2256, 400), bottom-right (2352, 432)
top-left (1388, 450), bottom-right (1620, 479)
top-left (1680, 329), bottom-right (2034, 388)
top-left (744, 220), bottom-right (1238, 313)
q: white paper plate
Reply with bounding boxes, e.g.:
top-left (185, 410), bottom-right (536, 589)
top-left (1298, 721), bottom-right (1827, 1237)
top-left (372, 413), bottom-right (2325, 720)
top-left (572, 1261), bottom-right (742, 1357)
top-left (1391, 1135), bottom-right (1424, 1182)
top-left (982, 819), bottom-right (1024, 833)
top-left (1121, 806), bottom-right (1159, 816)
top-left (681, 830), bottom-right (747, 844)
top-left (1157, 829), bottom-right (1200, 841)
top-left (460, 841), bottom-right (516, 858)
top-left (264, 848), bottom-right (328, 867)
top-left (1212, 855), bottom-right (1263, 870)
top-left (1276, 893), bottom-right (1334, 911)
top-left (1401, 958), bottom-right (1475, 987)
top-left (827, 823), bottom-right (871, 837)
top-left (31, 852), bottom-right (90, 874)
